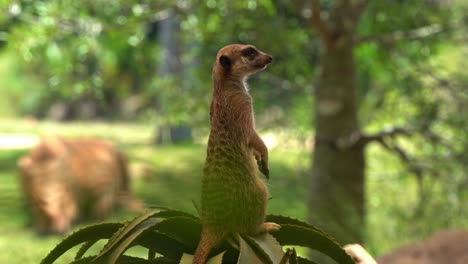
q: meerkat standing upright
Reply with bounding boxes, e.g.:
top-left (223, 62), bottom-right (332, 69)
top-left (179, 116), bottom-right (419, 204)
top-left (193, 44), bottom-right (280, 264)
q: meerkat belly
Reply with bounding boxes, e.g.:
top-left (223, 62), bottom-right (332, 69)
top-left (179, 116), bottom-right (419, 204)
top-left (201, 145), bottom-right (268, 234)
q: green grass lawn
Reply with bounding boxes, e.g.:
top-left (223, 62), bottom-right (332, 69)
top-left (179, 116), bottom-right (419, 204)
top-left (0, 121), bottom-right (310, 263)
top-left (0, 119), bottom-right (466, 263)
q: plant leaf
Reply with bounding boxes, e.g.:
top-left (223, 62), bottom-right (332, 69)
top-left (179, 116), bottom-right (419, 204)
top-left (151, 216), bottom-right (201, 252)
top-left (241, 233), bottom-right (285, 264)
top-left (41, 223), bottom-right (122, 264)
top-left (297, 257), bottom-right (318, 264)
top-left (69, 255), bottom-right (179, 264)
top-left (92, 218), bottom-right (159, 263)
top-left (96, 208), bottom-right (197, 262)
top-left (133, 230), bottom-right (187, 259)
top-left (75, 239), bottom-right (99, 260)
top-left (146, 207), bottom-right (199, 220)
top-left (179, 251), bottom-right (225, 264)
top-left (236, 234), bottom-right (265, 264)
top-left (41, 210), bottom-right (353, 264)
top-left (270, 224), bottom-right (354, 264)
top-left (266, 215), bottom-right (324, 233)
top-left (98, 210), bottom-right (161, 258)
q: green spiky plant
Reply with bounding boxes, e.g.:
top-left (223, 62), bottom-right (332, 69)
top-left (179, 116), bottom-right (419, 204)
top-left (41, 207), bottom-right (355, 264)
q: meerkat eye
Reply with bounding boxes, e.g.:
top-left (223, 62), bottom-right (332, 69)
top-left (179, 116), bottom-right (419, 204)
top-left (242, 47), bottom-right (257, 57)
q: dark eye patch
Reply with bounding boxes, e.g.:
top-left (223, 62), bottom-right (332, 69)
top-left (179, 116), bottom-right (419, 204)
top-left (242, 47), bottom-right (257, 57)
top-left (219, 55), bottom-right (231, 70)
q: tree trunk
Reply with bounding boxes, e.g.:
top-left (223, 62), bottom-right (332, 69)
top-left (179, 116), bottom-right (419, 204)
top-left (308, 2), bottom-right (365, 246)
top-left (154, 9), bottom-right (193, 144)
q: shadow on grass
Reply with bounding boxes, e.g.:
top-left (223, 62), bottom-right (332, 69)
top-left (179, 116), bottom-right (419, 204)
top-left (131, 145), bottom-right (205, 215)
top-left (127, 144), bottom-right (309, 220)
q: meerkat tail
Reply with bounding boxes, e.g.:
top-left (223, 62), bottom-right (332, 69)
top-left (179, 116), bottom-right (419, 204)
top-left (192, 228), bottom-right (222, 264)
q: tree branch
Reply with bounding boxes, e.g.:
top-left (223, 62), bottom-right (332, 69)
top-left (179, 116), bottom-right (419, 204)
top-left (359, 127), bottom-right (411, 146)
top-left (294, 0), bottom-right (332, 47)
top-left (315, 127), bottom-right (410, 150)
top-left (355, 23), bottom-right (445, 45)
top-left (366, 129), bottom-right (424, 181)
top-left (357, 17), bottom-right (468, 46)
top-left (350, 0), bottom-right (369, 22)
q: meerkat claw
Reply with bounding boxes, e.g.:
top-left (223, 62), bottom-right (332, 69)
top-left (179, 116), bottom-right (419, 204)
top-left (258, 222), bottom-right (281, 234)
top-left (259, 160), bottom-right (269, 179)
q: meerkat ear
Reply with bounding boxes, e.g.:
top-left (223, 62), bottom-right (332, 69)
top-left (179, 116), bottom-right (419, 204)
top-left (219, 55), bottom-right (231, 70)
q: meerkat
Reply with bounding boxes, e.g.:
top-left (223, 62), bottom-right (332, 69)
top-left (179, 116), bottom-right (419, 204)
top-left (192, 44), bottom-right (280, 264)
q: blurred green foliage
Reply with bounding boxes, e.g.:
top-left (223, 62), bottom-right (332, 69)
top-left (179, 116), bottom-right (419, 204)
top-left (0, 0), bottom-right (317, 130)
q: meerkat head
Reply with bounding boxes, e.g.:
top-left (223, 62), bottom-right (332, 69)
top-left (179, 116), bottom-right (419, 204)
top-left (215, 44), bottom-right (273, 79)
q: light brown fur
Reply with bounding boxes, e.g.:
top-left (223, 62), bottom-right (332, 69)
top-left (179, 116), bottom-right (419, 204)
top-left (193, 44), bottom-right (279, 264)
top-left (17, 136), bottom-right (143, 234)
top-left (377, 230), bottom-right (468, 264)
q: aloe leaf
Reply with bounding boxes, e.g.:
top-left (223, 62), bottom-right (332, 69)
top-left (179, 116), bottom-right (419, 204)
top-left (241, 233), bottom-right (285, 264)
top-left (179, 251), bottom-right (225, 264)
top-left (146, 207), bottom-right (199, 220)
top-left (209, 252), bottom-right (226, 264)
top-left (92, 216), bottom-right (200, 263)
top-left (236, 234), bottom-right (265, 264)
top-left (41, 223), bottom-right (122, 264)
top-left (74, 239), bottom-right (99, 260)
top-left (97, 209), bottom-right (195, 260)
top-left (266, 215), bottom-right (324, 233)
top-left (98, 210), bottom-right (161, 257)
top-left (70, 255), bottom-right (178, 264)
top-left (267, 215), bottom-right (353, 263)
top-left (92, 218), bottom-right (159, 263)
top-left (271, 224), bottom-right (354, 264)
top-left (133, 230), bottom-right (187, 259)
top-left (151, 216), bottom-right (201, 252)
top-left (68, 256), bottom-right (97, 264)
top-left (148, 248), bottom-right (156, 260)
top-left (297, 257), bottom-right (318, 264)
top-left (179, 254), bottom-right (192, 264)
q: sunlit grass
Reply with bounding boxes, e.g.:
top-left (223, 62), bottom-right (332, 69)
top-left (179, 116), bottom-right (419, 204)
top-left (0, 118), bottom-right (154, 145)
top-left (0, 119), bottom-right (466, 262)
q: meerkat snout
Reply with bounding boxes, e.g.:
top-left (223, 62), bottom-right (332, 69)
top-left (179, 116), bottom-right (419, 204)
top-left (256, 54), bottom-right (272, 69)
top-left (215, 45), bottom-right (273, 77)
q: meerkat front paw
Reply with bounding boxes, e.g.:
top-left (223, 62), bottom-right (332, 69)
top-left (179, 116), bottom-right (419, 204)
top-left (257, 222), bottom-right (281, 234)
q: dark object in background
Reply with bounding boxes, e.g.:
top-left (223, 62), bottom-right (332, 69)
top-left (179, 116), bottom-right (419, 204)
top-left (17, 136), bottom-right (144, 235)
top-left (170, 125), bottom-right (193, 143)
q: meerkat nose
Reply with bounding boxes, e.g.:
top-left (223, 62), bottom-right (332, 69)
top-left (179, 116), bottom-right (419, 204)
top-left (267, 55), bottom-right (273, 63)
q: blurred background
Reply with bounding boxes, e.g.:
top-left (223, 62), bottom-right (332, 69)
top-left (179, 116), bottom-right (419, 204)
top-left (0, 0), bottom-right (467, 263)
